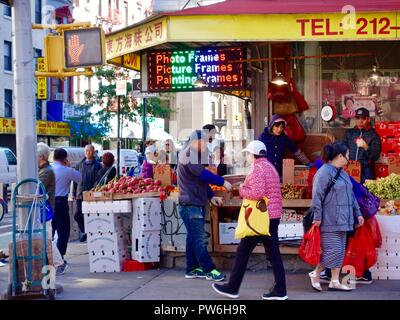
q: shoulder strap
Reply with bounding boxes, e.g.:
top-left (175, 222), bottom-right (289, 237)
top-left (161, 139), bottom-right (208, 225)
top-left (322, 168), bottom-right (342, 206)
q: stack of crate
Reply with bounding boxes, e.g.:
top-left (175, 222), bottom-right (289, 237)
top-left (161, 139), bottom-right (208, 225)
top-left (83, 200), bottom-right (131, 272)
top-left (370, 215), bottom-right (400, 280)
top-left (131, 197), bottom-right (162, 263)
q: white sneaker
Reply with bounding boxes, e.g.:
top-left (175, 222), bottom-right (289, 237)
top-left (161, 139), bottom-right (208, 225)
top-left (308, 271), bottom-right (322, 292)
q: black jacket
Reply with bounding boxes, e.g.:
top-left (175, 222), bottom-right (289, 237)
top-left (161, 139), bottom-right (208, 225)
top-left (75, 159), bottom-right (102, 199)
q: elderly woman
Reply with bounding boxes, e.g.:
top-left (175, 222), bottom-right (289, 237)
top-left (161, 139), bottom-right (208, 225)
top-left (308, 142), bottom-right (364, 292)
top-left (95, 152), bottom-right (117, 186)
top-left (212, 140), bottom-right (287, 300)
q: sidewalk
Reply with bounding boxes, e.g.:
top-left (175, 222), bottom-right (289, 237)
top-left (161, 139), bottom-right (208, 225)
top-left (1, 241), bottom-right (399, 300)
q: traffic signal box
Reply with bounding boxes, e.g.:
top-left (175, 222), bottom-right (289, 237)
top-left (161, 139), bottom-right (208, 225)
top-left (36, 24), bottom-right (106, 78)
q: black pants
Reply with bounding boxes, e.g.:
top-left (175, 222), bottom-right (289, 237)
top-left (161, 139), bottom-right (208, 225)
top-left (74, 199), bottom-right (85, 234)
top-left (52, 196), bottom-right (70, 258)
top-left (228, 219), bottom-right (287, 295)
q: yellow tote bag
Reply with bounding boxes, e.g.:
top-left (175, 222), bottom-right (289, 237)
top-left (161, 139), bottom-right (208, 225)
top-left (235, 196), bottom-right (270, 239)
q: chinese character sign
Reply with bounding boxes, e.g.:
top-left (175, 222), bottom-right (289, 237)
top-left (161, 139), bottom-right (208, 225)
top-left (64, 27), bottom-right (105, 68)
top-left (147, 47), bottom-right (246, 92)
top-left (37, 57), bottom-right (47, 100)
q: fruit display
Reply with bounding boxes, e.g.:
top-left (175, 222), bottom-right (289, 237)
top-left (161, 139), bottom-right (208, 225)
top-left (210, 185), bottom-right (227, 191)
top-left (364, 174), bottom-right (400, 200)
top-left (93, 176), bottom-right (166, 194)
top-left (281, 184), bottom-right (301, 200)
top-left (378, 200), bottom-right (400, 215)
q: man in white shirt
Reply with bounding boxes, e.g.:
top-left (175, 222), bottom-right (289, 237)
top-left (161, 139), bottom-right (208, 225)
top-left (51, 148), bottom-right (82, 275)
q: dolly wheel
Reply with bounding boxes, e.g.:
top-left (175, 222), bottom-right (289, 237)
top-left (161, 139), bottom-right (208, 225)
top-left (48, 289), bottom-right (56, 300)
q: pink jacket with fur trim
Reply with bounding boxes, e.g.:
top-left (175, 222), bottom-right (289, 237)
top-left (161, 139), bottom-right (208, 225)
top-left (239, 158), bottom-right (282, 219)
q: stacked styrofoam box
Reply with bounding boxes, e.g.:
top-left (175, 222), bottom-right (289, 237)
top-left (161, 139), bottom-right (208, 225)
top-left (131, 198), bottom-right (162, 263)
top-left (278, 223), bottom-right (304, 240)
top-left (370, 215), bottom-right (400, 280)
top-left (219, 222), bottom-right (240, 244)
top-left (83, 200), bottom-right (131, 272)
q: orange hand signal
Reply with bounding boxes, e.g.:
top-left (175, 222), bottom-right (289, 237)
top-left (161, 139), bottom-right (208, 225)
top-left (68, 35), bottom-right (85, 65)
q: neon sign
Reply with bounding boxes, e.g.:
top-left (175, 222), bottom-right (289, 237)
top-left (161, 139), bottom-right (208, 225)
top-left (147, 47), bottom-right (245, 92)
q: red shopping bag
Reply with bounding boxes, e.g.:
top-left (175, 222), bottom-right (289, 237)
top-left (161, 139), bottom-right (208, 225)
top-left (290, 78), bottom-right (309, 112)
top-left (299, 225), bottom-right (321, 266)
top-left (343, 225), bottom-right (377, 277)
top-left (364, 216), bottom-right (382, 249)
top-left (284, 113), bottom-right (306, 143)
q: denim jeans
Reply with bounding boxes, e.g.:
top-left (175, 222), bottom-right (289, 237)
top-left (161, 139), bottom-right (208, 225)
top-left (179, 205), bottom-right (215, 274)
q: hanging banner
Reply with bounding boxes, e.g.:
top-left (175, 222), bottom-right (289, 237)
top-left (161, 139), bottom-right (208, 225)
top-left (37, 58), bottom-right (47, 100)
top-left (147, 47), bottom-right (246, 92)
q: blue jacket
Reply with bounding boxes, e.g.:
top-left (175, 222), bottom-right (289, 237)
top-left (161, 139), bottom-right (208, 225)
top-left (258, 114), bottom-right (299, 177)
top-left (312, 164), bottom-right (362, 232)
top-left (177, 146), bottom-right (224, 207)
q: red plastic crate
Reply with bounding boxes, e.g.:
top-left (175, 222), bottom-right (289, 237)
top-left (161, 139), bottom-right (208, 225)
top-left (375, 122), bottom-right (400, 137)
top-left (123, 259), bottom-right (158, 272)
top-left (381, 137), bottom-right (400, 154)
top-left (375, 163), bottom-right (389, 178)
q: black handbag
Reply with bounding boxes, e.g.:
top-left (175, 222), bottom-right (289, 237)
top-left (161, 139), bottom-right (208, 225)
top-left (303, 168), bottom-right (342, 233)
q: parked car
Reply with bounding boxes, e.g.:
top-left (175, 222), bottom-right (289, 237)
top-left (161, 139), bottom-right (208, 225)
top-left (0, 147), bottom-right (17, 185)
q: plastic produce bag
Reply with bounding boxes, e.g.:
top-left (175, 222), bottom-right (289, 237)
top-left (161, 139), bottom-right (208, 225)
top-left (364, 216), bottom-right (382, 249)
top-left (299, 225), bottom-right (321, 266)
top-left (343, 225), bottom-right (377, 277)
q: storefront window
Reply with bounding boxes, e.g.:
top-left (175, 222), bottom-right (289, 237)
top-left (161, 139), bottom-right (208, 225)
top-left (320, 41), bottom-right (400, 139)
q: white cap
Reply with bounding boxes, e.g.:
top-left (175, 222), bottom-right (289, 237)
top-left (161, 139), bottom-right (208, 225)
top-left (242, 140), bottom-right (267, 156)
top-left (145, 145), bottom-right (156, 154)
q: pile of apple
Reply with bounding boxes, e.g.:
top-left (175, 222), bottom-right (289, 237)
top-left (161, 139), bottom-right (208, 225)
top-left (95, 176), bottom-right (166, 194)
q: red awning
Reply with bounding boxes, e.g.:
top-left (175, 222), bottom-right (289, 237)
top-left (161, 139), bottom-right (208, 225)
top-left (167, 0), bottom-right (400, 15)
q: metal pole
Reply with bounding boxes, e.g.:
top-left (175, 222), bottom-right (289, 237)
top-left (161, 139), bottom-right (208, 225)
top-left (117, 95), bottom-right (121, 178)
top-left (12, 0), bottom-right (37, 224)
top-left (141, 98), bottom-right (147, 153)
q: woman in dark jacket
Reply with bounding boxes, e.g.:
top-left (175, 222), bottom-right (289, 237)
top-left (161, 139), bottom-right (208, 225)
top-left (258, 114), bottom-right (311, 178)
top-left (95, 152), bottom-right (117, 186)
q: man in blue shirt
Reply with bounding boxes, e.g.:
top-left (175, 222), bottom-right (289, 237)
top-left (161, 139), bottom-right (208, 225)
top-left (52, 148), bottom-right (82, 274)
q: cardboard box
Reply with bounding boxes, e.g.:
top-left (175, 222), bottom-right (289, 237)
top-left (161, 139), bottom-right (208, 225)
top-left (131, 228), bottom-right (161, 263)
top-left (375, 215), bottom-right (400, 237)
top-left (282, 159), bottom-right (295, 184)
top-left (219, 222), bottom-right (240, 244)
top-left (375, 163), bottom-right (389, 178)
top-left (370, 266), bottom-right (400, 280)
top-left (8, 239), bottom-right (53, 291)
top-left (132, 198), bottom-right (162, 231)
top-left (153, 164), bottom-right (172, 186)
top-left (88, 250), bottom-right (123, 273)
top-left (281, 209), bottom-right (303, 224)
top-left (278, 222), bottom-right (304, 240)
top-left (387, 156), bottom-right (400, 174)
top-left (82, 200), bottom-right (132, 214)
top-left (84, 212), bottom-right (124, 234)
top-left (294, 166), bottom-right (310, 187)
top-left (87, 231), bottom-right (126, 254)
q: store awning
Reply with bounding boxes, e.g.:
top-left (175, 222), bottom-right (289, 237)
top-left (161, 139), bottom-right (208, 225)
top-left (106, 0), bottom-right (400, 70)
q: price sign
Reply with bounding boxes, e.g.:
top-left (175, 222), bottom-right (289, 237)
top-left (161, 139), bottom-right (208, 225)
top-left (344, 160), bottom-right (361, 182)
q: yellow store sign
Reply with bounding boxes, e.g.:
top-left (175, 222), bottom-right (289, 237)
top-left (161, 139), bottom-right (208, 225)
top-left (0, 118), bottom-right (70, 136)
top-left (106, 17), bottom-right (168, 61)
top-left (37, 57), bottom-right (47, 100)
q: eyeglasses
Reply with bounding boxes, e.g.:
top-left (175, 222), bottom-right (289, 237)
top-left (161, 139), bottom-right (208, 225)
top-left (273, 121), bottom-right (286, 127)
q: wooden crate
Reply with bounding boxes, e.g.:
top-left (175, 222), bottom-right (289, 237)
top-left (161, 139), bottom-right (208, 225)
top-left (83, 191), bottom-right (160, 201)
top-left (83, 191), bottom-right (113, 201)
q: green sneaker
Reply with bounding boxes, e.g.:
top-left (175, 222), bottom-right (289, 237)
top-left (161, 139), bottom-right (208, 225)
top-left (206, 269), bottom-right (226, 282)
top-left (185, 267), bottom-right (206, 279)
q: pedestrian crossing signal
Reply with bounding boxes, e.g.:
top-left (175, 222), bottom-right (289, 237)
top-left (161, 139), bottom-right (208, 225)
top-left (64, 27), bottom-right (105, 69)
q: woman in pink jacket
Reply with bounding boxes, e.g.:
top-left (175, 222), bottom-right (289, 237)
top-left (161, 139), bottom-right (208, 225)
top-left (212, 140), bottom-right (287, 300)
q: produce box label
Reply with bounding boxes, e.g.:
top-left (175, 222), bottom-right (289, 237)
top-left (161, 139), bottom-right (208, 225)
top-left (388, 156), bottom-right (400, 175)
top-left (282, 159), bottom-right (295, 185)
top-left (153, 164), bottom-right (172, 186)
top-left (294, 166), bottom-right (310, 186)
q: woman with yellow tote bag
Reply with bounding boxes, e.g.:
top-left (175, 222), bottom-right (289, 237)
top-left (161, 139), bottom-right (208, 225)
top-left (211, 141), bottom-right (288, 300)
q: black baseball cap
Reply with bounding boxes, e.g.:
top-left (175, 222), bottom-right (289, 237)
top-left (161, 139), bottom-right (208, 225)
top-left (355, 107), bottom-right (370, 118)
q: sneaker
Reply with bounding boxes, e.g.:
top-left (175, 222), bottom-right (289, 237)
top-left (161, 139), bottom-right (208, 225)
top-left (262, 290), bottom-right (288, 300)
top-left (185, 267), bottom-right (206, 279)
top-left (328, 280), bottom-right (352, 291)
top-left (212, 283), bottom-right (239, 299)
top-left (56, 261), bottom-right (68, 276)
top-left (206, 269), bottom-right (226, 282)
top-left (354, 276), bottom-right (373, 285)
top-left (80, 233), bottom-right (87, 242)
top-left (319, 270), bottom-right (331, 284)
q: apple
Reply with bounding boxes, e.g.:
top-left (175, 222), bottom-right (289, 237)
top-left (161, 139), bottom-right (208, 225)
top-left (154, 179), bottom-right (162, 186)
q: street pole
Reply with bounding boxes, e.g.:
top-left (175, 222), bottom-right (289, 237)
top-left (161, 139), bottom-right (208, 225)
top-left (117, 95), bottom-right (121, 178)
top-left (141, 98), bottom-right (147, 153)
top-left (12, 2), bottom-right (37, 198)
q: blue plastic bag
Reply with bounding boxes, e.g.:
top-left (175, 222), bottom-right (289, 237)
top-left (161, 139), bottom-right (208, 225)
top-left (40, 200), bottom-right (54, 223)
